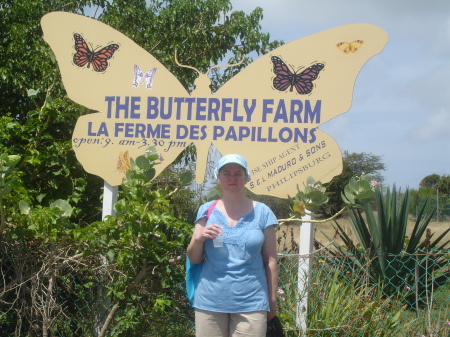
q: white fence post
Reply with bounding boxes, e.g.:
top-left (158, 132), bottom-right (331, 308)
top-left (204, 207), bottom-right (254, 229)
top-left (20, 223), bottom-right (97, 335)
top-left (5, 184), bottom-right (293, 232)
top-left (96, 181), bottom-right (118, 334)
top-left (296, 213), bottom-right (314, 334)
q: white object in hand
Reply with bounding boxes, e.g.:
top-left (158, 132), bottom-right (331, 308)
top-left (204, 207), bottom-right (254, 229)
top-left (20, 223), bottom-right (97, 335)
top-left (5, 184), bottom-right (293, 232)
top-left (213, 227), bottom-right (224, 247)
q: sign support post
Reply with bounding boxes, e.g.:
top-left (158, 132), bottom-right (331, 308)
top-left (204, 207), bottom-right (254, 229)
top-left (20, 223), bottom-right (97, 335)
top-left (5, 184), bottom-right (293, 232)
top-left (96, 181), bottom-right (118, 333)
top-left (102, 181), bottom-right (118, 219)
top-left (296, 213), bottom-right (314, 334)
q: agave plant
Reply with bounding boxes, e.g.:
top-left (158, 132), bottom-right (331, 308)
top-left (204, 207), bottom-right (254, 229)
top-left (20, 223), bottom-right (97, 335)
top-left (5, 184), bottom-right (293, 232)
top-left (322, 182), bottom-right (450, 308)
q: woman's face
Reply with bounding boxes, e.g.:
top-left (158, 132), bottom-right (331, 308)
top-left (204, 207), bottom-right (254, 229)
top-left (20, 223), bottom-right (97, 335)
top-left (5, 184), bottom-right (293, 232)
top-left (217, 163), bottom-right (248, 191)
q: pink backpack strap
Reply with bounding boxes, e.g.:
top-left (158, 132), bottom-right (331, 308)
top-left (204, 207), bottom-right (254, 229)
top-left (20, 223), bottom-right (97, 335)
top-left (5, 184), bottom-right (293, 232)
top-left (206, 199), bottom-right (220, 220)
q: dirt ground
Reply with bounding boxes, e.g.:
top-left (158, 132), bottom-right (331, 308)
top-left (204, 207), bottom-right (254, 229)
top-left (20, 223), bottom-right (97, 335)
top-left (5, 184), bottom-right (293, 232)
top-left (276, 214), bottom-right (450, 253)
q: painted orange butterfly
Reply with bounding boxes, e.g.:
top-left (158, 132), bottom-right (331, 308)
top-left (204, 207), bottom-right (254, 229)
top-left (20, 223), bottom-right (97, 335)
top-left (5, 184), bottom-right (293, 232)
top-left (73, 33), bottom-right (119, 72)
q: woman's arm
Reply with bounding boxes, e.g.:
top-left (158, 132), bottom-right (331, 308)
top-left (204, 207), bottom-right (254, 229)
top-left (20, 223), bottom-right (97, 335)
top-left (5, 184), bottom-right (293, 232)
top-left (262, 225), bottom-right (278, 321)
top-left (187, 217), bottom-right (221, 264)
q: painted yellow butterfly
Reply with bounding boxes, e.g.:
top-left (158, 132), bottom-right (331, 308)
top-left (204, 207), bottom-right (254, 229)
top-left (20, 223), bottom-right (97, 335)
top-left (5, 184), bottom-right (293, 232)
top-left (41, 12), bottom-right (387, 198)
top-left (116, 150), bottom-right (131, 174)
top-left (336, 40), bottom-right (364, 54)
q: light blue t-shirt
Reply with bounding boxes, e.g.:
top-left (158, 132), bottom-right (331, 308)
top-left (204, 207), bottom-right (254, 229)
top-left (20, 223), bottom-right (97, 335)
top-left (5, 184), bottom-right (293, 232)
top-left (193, 201), bottom-right (278, 313)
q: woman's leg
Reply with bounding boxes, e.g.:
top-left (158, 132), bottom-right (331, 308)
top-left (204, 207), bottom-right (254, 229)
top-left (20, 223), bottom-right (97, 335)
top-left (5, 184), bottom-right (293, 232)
top-left (195, 308), bottom-right (230, 337)
top-left (229, 311), bottom-right (267, 337)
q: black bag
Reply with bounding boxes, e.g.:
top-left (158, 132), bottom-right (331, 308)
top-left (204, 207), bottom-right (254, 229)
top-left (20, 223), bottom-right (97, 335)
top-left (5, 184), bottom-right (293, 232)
top-left (266, 315), bottom-right (284, 337)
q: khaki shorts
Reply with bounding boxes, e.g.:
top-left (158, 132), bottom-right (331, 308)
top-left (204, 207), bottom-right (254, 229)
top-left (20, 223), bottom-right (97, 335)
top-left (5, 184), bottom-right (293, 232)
top-left (195, 308), bottom-right (267, 337)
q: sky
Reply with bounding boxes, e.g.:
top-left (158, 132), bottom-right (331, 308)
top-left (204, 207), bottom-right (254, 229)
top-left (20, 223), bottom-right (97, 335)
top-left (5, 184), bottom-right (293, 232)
top-left (228, 0), bottom-right (450, 190)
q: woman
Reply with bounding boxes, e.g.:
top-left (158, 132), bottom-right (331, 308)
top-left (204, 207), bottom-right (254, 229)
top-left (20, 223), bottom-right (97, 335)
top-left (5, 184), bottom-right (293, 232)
top-left (187, 154), bottom-right (278, 337)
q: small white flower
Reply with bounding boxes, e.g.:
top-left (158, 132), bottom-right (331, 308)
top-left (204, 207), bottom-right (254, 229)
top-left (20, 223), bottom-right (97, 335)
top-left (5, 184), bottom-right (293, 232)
top-left (370, 179), bottom-right (378, 189)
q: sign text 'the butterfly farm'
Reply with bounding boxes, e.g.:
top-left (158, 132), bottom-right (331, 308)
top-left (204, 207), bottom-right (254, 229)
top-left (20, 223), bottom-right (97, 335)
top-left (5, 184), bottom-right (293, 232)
top-left (80, 96), bottom-right (322, 145)
top-left (41, 12), bottom-right (388, 198)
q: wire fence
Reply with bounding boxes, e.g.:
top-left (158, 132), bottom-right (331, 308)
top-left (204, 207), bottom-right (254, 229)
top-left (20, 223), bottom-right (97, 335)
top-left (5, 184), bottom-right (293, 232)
top-left (410, 194), bottom-right (450, 222)
top-left (277, 251), bottom-right (450, 336)
top-left (1, 240), bottom-right (449, 336)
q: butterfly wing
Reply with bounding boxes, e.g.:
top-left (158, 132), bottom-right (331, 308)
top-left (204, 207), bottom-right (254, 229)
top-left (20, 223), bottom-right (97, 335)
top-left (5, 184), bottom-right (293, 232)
top-left (271, 56), bottom-right (295, 92)
top-left (336, 42), bottom-right (351, 54)
top-left (293, 63), bottom-right (325, 95)
top-left (143, 67), bottom-right (157, 89)
top-left (349, 40), bottom-right (364, 53)
top-left (132, 64), bottom-right (144, 87)
top-left (91, 44), bottom-right (120, 72)
top-left (42, 12), bottom-right (190, 186)
top-left (211, 24), bottom-right (387, 197)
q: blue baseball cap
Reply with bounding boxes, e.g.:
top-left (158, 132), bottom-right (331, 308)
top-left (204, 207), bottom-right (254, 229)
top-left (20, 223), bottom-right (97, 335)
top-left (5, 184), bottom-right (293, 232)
top-left (215, 154), bottom-right (251, 182)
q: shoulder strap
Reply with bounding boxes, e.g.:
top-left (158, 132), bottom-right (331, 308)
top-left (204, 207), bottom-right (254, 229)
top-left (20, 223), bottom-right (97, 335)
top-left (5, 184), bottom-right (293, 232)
top-left (206, 199), bottom-right (219, 220)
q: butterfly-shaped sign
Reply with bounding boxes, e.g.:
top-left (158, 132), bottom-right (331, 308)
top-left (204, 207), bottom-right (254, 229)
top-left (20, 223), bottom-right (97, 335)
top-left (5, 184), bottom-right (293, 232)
top-left (41, 12), bottom-right (388, 198)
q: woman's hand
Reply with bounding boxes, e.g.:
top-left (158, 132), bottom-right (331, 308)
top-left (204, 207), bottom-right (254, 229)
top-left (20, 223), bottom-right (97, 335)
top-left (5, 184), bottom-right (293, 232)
top-left (268, 301), bottom-right (277, 321)
top-left (187, 221), bottom-right (222, 264)
top-left (201, 224), bottom-right (222, 240)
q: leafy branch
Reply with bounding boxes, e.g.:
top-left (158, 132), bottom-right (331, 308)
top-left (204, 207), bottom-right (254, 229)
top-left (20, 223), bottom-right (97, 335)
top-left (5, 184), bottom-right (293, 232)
top-left (280, 174), bottom-right (378, 225)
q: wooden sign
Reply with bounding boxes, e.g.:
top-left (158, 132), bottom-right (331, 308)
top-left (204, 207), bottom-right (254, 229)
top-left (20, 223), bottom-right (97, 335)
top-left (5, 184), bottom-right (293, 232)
top-left (41, 12), bottom-right (388, 198)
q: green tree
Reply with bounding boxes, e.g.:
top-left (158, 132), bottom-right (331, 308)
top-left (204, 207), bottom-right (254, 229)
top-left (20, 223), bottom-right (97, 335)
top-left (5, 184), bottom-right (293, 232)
top-left (323, 151), bottom-right (386, 215)
top-left (342, 151), bottom-right (385, 182)
top-left (1, 0), bottom-right (108, 220)
top-left (410, 174), bottom-right (450, 220)
top-left (411, 174), bottom-right (442, 208)
top-left (419, 173), bottom-right (441, 188)
top-left (435, 174), bottom-right (450, 194)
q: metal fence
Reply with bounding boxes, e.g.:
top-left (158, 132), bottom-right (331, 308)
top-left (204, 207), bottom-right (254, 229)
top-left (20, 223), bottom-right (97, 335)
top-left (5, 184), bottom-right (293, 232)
top-left (410, 194), bottom-right (450, 222)
top-left (1, 241), bottom-right (449, 337)
top-left (277, 251), bottom-right (450, 336)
